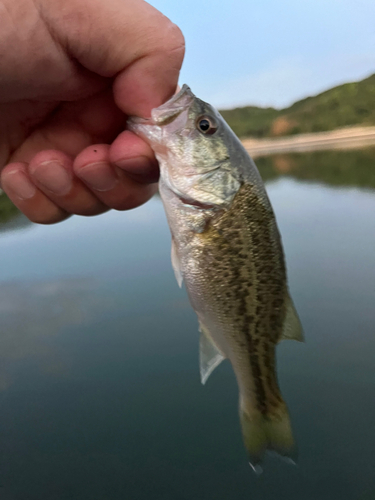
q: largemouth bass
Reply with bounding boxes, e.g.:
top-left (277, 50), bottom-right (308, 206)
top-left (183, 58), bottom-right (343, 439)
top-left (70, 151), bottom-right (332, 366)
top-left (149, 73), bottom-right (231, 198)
top-left (128, 85), bottom-right (303, 471)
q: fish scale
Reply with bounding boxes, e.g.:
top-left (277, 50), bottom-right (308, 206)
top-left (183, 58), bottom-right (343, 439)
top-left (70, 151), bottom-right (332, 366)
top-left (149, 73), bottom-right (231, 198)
top-left (193, 183), bottom-right (287, 412)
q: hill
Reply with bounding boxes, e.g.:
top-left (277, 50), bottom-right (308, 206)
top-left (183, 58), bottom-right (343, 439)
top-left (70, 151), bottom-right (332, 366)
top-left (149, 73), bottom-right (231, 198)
top-left (220, 73), bottom-right (375, 138)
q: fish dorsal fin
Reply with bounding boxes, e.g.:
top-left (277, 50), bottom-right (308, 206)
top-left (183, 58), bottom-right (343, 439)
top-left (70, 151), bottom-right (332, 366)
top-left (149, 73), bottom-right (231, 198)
top-left (199, 321), bottom-right (226, 385)
top-left (171, 239), bottom-right (183, 288)
top-left (279, 295), bottom-right (304, 342)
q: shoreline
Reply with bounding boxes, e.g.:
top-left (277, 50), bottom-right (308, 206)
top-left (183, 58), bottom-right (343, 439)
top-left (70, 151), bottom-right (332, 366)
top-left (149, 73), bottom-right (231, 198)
top-left (241, 126), bottom-right (375, 158)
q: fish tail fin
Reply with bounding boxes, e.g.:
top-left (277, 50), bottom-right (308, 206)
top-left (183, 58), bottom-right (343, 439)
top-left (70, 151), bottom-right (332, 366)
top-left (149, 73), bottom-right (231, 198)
top-left (239, 398), bottom-right (296, 473)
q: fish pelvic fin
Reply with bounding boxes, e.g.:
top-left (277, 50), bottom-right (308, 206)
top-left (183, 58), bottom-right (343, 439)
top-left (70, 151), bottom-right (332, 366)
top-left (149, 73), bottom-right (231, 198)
top-left (171, 238), bottom-right (183, 288)
top-left (199, 321), bottom-right (226, 385)
top-left (239, 398), bottom-right (296, 471)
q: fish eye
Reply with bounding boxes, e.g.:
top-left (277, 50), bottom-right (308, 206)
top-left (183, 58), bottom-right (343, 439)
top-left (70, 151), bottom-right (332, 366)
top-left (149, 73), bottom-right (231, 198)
top-left (196, 116), bottom-right (218, 135)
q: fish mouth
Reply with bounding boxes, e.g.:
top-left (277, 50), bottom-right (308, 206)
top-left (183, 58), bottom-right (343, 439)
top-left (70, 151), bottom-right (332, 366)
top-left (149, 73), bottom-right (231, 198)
top-left (127, 85), bottom-right (195, 146)
top-left (152, 85), bottom-right (195, 124)
top-left (128, 85), bottom-right (195, 128)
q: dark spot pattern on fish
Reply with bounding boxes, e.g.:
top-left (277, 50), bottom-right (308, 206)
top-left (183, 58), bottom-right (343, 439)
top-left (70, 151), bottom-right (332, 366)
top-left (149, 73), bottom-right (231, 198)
top-left (192, 182), bottom-right (289, 417)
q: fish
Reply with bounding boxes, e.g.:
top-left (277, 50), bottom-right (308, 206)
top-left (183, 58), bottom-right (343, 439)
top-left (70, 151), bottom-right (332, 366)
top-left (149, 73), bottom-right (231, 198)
top-left (128, 85), bottom-right (304, 472)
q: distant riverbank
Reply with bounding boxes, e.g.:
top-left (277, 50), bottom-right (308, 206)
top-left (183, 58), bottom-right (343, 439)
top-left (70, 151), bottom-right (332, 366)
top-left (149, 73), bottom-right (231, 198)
top-left (242, 126), bottom-right (375, 158)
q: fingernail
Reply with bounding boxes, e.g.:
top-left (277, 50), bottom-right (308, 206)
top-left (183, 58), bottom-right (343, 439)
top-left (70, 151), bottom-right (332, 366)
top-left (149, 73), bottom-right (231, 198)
top-left (31, 161), bottom-right (72, 195)
top-left (114, 157), bottom-right (159, 183)
top-left (78, 162), bottom-right (118, 191)
top-left (3, 170), bottom-right (36, 200)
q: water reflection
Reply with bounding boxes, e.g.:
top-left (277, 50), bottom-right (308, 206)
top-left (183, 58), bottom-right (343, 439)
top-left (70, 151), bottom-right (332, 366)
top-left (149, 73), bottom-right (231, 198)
top-left (0, 151), bottom-right (374, 499)
top-left (256, 147), bottom-right (375, 189)
top-left (0, 278), bottom-right (112, 391)
top-left (1, 147), bottom-right (374, 235)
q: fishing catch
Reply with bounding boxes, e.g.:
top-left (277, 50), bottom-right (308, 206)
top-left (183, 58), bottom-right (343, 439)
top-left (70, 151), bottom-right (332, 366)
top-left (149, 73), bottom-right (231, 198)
top-left (128, 85), bottom-right (303, 471)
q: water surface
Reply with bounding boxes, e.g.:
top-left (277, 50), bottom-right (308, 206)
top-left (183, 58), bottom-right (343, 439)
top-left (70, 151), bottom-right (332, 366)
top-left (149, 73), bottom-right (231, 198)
top-left (0, 150), bottom-right (374, 500)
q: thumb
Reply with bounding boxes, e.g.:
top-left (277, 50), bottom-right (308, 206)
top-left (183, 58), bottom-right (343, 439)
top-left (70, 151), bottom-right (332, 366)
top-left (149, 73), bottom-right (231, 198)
top-left (42, 0), bottom-right (185, 117)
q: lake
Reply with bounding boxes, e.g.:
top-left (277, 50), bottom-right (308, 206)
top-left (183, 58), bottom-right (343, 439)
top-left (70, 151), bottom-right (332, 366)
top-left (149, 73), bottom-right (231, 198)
top-left (0, 149), bottom-right (374, 500)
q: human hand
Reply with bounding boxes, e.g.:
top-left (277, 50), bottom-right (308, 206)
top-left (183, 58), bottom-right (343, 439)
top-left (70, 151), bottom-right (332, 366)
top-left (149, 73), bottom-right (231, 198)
top-left (0, 0), bottom-right (184, 223)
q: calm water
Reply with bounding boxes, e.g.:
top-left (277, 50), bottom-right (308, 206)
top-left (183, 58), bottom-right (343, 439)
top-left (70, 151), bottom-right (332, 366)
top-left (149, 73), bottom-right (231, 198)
top-left (0, 150), bottom-right (374, 500)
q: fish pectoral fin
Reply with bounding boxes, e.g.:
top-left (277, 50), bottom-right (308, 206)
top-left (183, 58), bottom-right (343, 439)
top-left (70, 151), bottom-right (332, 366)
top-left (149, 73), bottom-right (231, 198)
top-left (171, 239), bottom-right (183, 288)
top-left (279, 295), bottom-right (304, 343)
top-left (199, 321), bottom-right (226, 385)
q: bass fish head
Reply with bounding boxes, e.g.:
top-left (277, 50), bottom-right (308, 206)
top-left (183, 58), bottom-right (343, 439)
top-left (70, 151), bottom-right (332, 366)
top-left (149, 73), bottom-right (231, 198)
top-left (128, 85), bottom-right (260, 208)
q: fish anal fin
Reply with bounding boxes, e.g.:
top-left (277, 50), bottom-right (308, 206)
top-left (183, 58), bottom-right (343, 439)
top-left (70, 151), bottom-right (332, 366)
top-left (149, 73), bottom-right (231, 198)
top-left (279, 295), bottom-right (304, 343)
top-left (171, 239), bottom-right (183, 288)
top-left (199, 321), bottom-right (226, 385)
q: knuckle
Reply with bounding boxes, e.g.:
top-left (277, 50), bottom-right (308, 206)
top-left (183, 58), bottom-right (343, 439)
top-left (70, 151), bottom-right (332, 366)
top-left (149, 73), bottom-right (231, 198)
top-left (144, 17), bottom-right (185, 63)
top-left (157, 22), bottom-right (185, 62)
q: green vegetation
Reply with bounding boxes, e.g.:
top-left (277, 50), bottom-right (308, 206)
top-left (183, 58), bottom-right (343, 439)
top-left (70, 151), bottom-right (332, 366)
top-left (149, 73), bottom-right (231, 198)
top-left (0, 192), bottom-right (19, 223)
top-left (220, 106), bottom-right (279, 138)
top-left (220, 73), bottom-right (375, 138)
top-left (256, 148), bottom-right (375, 190)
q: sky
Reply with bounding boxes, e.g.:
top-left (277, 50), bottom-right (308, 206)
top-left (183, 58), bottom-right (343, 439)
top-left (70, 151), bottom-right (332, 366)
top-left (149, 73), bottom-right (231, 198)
top-left (148, 0), bottom-right (375, 109)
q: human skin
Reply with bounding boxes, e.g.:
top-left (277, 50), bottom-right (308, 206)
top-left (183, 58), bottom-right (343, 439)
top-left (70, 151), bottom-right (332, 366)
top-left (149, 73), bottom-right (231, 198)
top-left (0, 0), bottom-right (185, 223)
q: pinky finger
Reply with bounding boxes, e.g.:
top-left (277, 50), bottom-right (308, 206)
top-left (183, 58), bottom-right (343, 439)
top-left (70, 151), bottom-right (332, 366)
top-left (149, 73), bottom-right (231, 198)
top-left (1, 163), bottom-right (69, 224)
